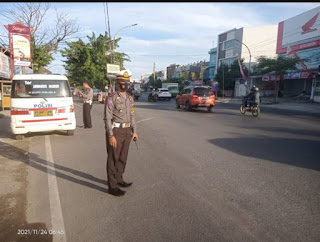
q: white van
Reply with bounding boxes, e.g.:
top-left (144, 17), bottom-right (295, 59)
top-left (10, 74), bottom-right (76, 140)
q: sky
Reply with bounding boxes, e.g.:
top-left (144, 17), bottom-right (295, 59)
top-left (0, 2), bottom-right (320, 80)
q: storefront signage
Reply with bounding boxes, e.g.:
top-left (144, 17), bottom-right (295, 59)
top-left (0, 52), bottom-right (10, 79)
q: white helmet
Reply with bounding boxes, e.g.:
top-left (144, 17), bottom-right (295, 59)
top-left (255, 87), bottom-right (259, 91)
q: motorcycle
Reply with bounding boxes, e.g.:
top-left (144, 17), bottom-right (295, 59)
top-left (240, 97), bottom-right (260, 117)
top-left (148, 92), bottom-right (159, 102)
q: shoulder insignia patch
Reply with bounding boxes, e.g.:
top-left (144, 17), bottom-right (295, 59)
top-left (107, 99), bottom-right (113, 107)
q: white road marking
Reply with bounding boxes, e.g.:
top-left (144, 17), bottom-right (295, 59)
top-left (45, 136), bottom-right (67, 242)
top-left (136, 117), bottom-right (155, 124)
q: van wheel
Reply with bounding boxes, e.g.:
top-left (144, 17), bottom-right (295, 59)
top-left (67, 130), bottom-right (74, 136)
top-left (207, 106), bottom-right (213, 112)
top-left (15, 134), bottom-right (24, 140)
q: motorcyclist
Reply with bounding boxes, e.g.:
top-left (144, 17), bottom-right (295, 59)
top-left (244, 85), bottom-right (256, 107)
top-left (254, 87), bottom-right (260, 105)
top-left (148, 88), bottom-right (157, 100)
top-left (246, 86), bottom-right (260, 107)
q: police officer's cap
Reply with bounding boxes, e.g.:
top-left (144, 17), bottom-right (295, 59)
top-left (116, 69), bottom-right (132, 82)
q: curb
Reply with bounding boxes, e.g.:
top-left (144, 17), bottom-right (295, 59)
top-left (216, 100), bottom-right (320, 114)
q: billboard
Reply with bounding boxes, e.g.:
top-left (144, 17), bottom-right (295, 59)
top-left (107, 64), bottom-right (120, 74)
top-left (277, 7), bottom-right (320, 54)
top-left (0, 52), bottom-right (10, 79)
top-left (4, 22), bottom-right (32, 67)
top-left (296, 47), bottom-right (320, 70)
top-left (12, 34), bottom-right (32, 66)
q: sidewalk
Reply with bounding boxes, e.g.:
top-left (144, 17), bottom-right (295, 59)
top-left (0, 109), bottom-right (33, 242)
top-left (215, 97), bottom-right (320, 114)
top-left (0, 110), bottom-right (12, 139)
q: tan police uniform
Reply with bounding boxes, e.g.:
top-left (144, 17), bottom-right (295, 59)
top-left (82, 87), bottom-right (93, 128)
top-left (104, 70), bottom-right (136, 190)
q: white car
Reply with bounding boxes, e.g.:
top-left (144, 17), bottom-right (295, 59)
top-left (154, 88), bottom-right (172, 101)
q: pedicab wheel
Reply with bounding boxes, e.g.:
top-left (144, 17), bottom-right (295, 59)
top-left (252, 106), bottom-right (259, 117)
top-left (240, 104), bottom-right (246, 114)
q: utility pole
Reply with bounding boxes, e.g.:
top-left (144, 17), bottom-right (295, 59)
top-left (222, 63), bottom-right (225, 99)
top-left (153, 62), bottom-right (156, 82)
top-left (105, 2), bottom-right (113, 92)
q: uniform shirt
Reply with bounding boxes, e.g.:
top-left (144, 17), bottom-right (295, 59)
top-left (82, 87), bottom-right (93, 102)
top-left (105, 91), bottom-right (136, 137)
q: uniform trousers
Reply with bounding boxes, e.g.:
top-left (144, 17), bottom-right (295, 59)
top-left (83, 103), bottom-right (92, 128)
top-left (106, 127), bottom-right (132, 189)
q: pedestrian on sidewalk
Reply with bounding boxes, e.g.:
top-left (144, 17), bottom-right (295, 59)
top-left (104, 70), bottom-right (139, 197)
top-left (77, 81), bottom-right (93, 128)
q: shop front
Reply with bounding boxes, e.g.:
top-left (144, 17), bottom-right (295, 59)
top-left (0, 80), bottom-right (11, 111)
top-left (283, 71), bottom-right (313, 96)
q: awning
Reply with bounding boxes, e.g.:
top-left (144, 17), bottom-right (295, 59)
top-left (284, 71), bottom-right (312, 80)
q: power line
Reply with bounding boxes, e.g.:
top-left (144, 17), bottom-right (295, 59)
top-left (127, 54), bottom-right (207, 57)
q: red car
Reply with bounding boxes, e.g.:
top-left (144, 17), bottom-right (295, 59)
top-left (176, 86), bottom-right (215, 112)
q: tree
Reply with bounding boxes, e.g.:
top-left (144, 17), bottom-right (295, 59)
top-left (256, 55), bottom-right (300, 102)
top-left (61, 39), bottom-right (92, 87)
top-left (61, 32), bottom-right (130, 90)
top-left (113, 37), bottom-right (131, 69)
top-left (146, 74), bottom-right (162, 88)
top-left (3, 3), bottom-right (80, 72)
top-left (215, 59), bottom-right (248, 97)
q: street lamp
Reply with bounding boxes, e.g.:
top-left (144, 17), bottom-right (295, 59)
top-left (234, 39), bottom-right (252, 89)
top-left (106, 23), bottom-right (137, 93)
top-left (112, 23), bottom-right (137, 64)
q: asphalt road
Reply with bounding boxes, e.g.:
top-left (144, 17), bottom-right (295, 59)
top-left (3, 93), bottom-right (320, 241)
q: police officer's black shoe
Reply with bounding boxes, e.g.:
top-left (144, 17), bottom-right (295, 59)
top-left (118, 181), bottom-right (133, 188)
top-left (108, 188), bottom-right (126, 196)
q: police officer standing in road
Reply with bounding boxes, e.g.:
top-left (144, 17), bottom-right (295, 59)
top-left (77, 81), bottom-right (93, 128)
top-left (104, 70), bottom-right (139, 196)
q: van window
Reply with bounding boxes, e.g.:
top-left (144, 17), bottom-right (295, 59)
top-left (11, 80), bottom-right (71, 98)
